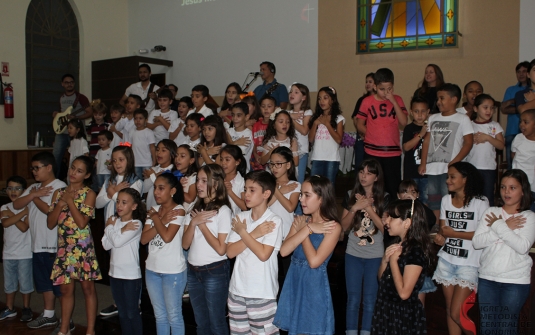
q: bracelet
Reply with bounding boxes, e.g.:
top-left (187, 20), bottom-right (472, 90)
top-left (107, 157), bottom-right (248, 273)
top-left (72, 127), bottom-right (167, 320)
top-left (306, 224), bottom-right (313, 235)
top-left (417, 134), bottom-right (422, 139)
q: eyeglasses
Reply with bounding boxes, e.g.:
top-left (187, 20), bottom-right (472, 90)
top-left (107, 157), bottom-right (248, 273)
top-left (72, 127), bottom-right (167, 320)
top-left (29, 165), bottom-right (47, 172)
top-left (4, 186), bottom-right (24, 192)
top-left (268, 161), bottom-right (288, 169)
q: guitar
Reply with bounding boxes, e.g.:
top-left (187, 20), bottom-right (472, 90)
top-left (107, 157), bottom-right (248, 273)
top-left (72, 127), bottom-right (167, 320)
top-left (52, 99), bottom-right (100, 134)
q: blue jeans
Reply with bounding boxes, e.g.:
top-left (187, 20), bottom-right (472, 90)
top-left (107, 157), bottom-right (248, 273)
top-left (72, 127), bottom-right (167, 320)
top-left (135, 166), bottom-right (150, 184)
top-left (505, 134), bottom-right (516, 170)
top-left (145, 269), bottom-right (187, 335)
top-left (297, 153), bottom-right (309, 184)
top-left (310, 160), bottom-right (339, 186)
top-left (110, 277), bottom-right (143, 335)
top-left (187, 260), bottom-right (229, 335)
top-left (52, 133), bottom-right (70, 179)
top-left (413, 177), bottom-right (429, 205)
top-left (345, 254), bottom-right (382, 333)
top-left (478, 278), bottom-right (530, 335)
top-left (479, 169), bottom-right (496, 206)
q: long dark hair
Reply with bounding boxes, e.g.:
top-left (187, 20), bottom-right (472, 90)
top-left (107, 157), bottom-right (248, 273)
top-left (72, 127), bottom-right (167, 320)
top-left (117, 188), bottom-right (147, 224)
top-left (192, 164), bottom-right (232, 213)
top-left (155, 172), bottom-right (185, 206)
top-left (304, 175), bottom-right (339, 223)
top-left (68, 119), bottom-right (87, 139)
top-left (262, 110), bottom-right (296, 145)
top-left (156, 139), bottom-right (178, 168)
top-left (200, 115), bottom-right (227, 147)
top-left (176, 144), bottom-right (198, 177)
top-left (220, 145), bottom-right (247, 177)
top-left (309, 86), bottom-right (342, 129)
top-left (242, 95), bottom-right (262, 121)
top-left (221, 82), bottom-right (243, 111)
top-left (449, 162), bottom-right (485, 207)
top-left (496, 169), bottom-right (534, 212)
top-left (271, 146), bottom-right (296, 181)
top-left (72, 156), bottom-right (94, 187)
top-left (418, 64), bottom-right (444, 93)
top-left (110, 145), bottom-right (138, 183)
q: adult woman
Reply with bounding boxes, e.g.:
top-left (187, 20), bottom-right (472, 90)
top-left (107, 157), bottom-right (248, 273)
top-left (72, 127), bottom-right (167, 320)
top-left (413, 64), bottom-right (444, 114)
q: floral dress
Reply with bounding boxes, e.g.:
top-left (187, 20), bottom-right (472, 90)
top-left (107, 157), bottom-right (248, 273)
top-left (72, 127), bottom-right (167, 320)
top-left (49, 186), bottom-right (102, 285)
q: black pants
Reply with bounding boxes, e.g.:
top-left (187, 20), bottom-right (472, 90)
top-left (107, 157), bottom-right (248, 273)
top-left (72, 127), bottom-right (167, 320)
top-left (363, 153), bottom-right (401, 198)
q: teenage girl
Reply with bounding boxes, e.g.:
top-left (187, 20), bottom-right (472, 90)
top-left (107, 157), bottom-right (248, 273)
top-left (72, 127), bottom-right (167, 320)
top-left (185, 113), bottom-right (203, 148)
top-left (182, 164), bottom-right (233, 335)
top-left (251, 96), bottom-right (276, 171)
top-left (372, 199), bottom-right (435, 334)
top-left (143, 139), bottom-right (177, 209)
top-left (259, 110), bottom-right (299, 167)
top-left (473, 169), bottom-right (535, 335)
top-left (102, 188), bottom-right (146, 335)
top-left (433, 162), bottom-right (489, 335)
top-left (175, 144), bottom-right (198, 213)
top-left (466, 94), bottom-right (504, 206)
top-left (218, 82), bottom-right (242, 123)
top-left (140, 173), bottom-right (187, 335)
top-left (47, 156), bottom-right (101, 335)
top-left (308, 86), bottom-right (345, 184)
top-left (341, 158), bottom-right (388, 335)
top-left (67, 119), bottom-right (89, 169)
top-left (197, 115), bottom-right (227, 166)
top-left (219, 145), bottom-right (247, 214)
top-left (352, 73), bottom-right (375, 171)
top-left (273, 175), bottom-right (340, 334)
top-left (288, 83), bottom-right (313, 184)
top-left (457, 81), bottom-right (484, 119)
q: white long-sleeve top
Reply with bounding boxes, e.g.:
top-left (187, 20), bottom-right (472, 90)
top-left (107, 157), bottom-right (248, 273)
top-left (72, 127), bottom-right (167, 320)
top-left (102, 218), bottom-right (142, 279)
top-left (95, 175), bottom-right (143, 221)
top-left (473, 207), bottom-right (535, 284)
top-left (144, 164), bottom-right (174, 209)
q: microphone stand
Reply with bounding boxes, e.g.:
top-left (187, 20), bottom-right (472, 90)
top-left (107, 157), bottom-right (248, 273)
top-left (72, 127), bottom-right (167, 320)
top-left (241, 73), bottom-right (259, 92)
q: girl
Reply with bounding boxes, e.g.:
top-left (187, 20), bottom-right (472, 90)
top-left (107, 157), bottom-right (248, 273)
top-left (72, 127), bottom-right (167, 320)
top-left (102, 188), bottom-right (146, 335)
top-left (457, 81), bottom-right (484, 119)
top-left (433, 162), bottom-right (489, 335)
top-left (144, 139), bottom-right (178, 209)
top-left (185, 113), bottom-right (203, 148)
top-left (273, 175), bottom-right (341, 334)
top-left (372, 199), bottom-right (435, 334)
top-left (258, 110), bottom-right (299, 167)
top-left (251, 96), bottom-right (276, 171)
top-left (288, 83), bottom-right (313, 184)
top-left (169, 96), bottom-right (193, 147)
top-left (219, 145), bottom-right (247, 214)
top-left (308, 86), bottom-right (345, 185)
top-left (473, 169), bottom-right (535, 335)
top-left (47, 156), bottom-right (101, 335)
top-left (141, 173), bottom-right (187, 335)
top-left (413, 64), bottom-right (445, 114)
top-left (217, 82), bottom-right (242, 123)
top-left (352, 73), bottom-right (375, 171)
top-left (341, 158), bottom-right (389, 335)
top-left (467, 94), bottom-right (505, 206)
top-left (197, 115), bottom-right (227, 166)
top-left (182, 164), bottom-right (233, 335)
top-left (241, 93), bottom-right (262, 128)
top-left (67, 119), bottom-right (89, 169)
top-left (175, 144), bottom-right (198, 213)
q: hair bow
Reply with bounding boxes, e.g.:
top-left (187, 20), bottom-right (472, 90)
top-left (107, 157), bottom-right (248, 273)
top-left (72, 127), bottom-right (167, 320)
top-left (163, 170), bottom-right (184, 179)
top-left (328, 86), bottom-right (336, 95)
top-left (269, 107), bottom-right (283, 121)
top-left (239, 91), bottom-right (255, 100)
top-left (119, 142), bottom-right (132, 147)
top-left (200, 117), bottom-right (205, 122)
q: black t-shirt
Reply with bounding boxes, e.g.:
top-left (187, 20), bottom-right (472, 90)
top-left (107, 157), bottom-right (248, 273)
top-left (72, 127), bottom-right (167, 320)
top-left (402, 122), bottom-right (426, 180)
top-left (351, 95), bottom-right (368, 140)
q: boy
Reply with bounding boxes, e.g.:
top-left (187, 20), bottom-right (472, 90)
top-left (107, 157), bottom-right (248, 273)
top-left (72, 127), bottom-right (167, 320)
top-left (114, 94), bottom-right (142, 143)
top-left (227, 170), bottom-right (283, 334)
top-left (227, 102), bottom-right (254, 172)
top-left (95, 130), bottom-right (113, 190)
top-left (87, 102), bottom-right (109, 157)
top-left (13, 152), bottom-right (68, 330)
top-left (356, 68), bottom-right (408, 197)
top-left (0, 176), bottom-right (33, 322)
top-left (512, 109), bottom-right (535, 211)
top-left (419, 83), bottom-right (474, 220)
top-left (108, 104), bottom-right (125, 149)
top-left (129, 108), bottom-right (156, 180)
top-left (185, 113), bottom-right (203, 148)
top-left (147, 88), bottom-right (178, 143)
top-left (402, 97), bottom-right (430, 204)
top-left (169, 96), bottom-right (193, 146)
top-left (187, 85), bottom-right (213, 118)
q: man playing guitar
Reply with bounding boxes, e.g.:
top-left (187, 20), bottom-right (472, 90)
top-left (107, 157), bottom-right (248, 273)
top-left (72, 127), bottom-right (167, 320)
top-left (119, 63), bottom-right (160, 113)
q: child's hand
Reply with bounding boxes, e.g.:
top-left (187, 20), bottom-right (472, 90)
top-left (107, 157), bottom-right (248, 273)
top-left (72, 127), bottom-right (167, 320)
top-left (190, 210), bottom-right (217, 226)
top-left (389, 244), bottom-right (402, 263)
top-left (143, 168), bottom-right (155, 179)
top-left (505, 215), bottom-right (526, 230)
top-left (474, 132), bottom-right (490, 144)
top-left (485, 212), bottom-right (502, 226)
top-left (159, 208), bottom-right (182, 225)
top-left (419, 126), bottom-right (427, 138)
top-left (309, 220), bottom-right (337, 234)
top-left (245, 119), bottom-right (256, 128)
top-left (434, 233), bottom-right (445, 246)
top-left (224, 181), bottom-right (233, 191)
top-left (106, 216), bottom-right (117, 226)
top-left (385, 87), bottom-right (395, 103)
top-left (250, 221), bottom-right (276, 239)
top-left (115, 181), bottom-right (129, 193)
top-left (291, 111), bottom-right (304, 121)
top-left (267, 143), bottom-right (279, 152)
top-left (292, 215), bottom-right (308, 232)
top-left (121, 220), bottom-right (140, 233)
top-left (384, 243), bottom-right (402, 263)
top-left (206, 145), bottom-right (222, 156)
top-left (234, 136), bottom-right (251, 147)
top-left (61, 189), bottom-right (75, 205)
top-left (30, 185), bottom-right (53, 198)
top-left (418, 164), bottom-right (426, 176)
top-left (318, 115), bottom-right (328, 126)
top-left (439, 225), bottom-right (454, 238)
top-left (353, 194), bottom-right (373, 212)
top-left (231, 216), bottom-right (247, 235)
top-left (180, 177), bottom-right (189, 188)
top-left (109, 124), bottom-right (116, 132)
top-left (278, 182), bottom-right (298, 194)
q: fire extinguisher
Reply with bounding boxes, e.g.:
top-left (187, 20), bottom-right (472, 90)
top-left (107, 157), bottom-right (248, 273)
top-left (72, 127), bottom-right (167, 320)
top-left (4, 83), bottom-right (14, 118)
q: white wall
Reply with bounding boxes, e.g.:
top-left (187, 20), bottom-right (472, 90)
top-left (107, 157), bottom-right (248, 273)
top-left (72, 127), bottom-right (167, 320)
top-left (519, 0), bottom-right (535, 61)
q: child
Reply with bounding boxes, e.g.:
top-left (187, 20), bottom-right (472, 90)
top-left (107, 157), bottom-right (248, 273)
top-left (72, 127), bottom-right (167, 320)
top-left (432, 162), bottom-right (489, 335)
top-left (108, 104), bottom-right (125, 149)
top-left (273, 175), bottom-right (341, 334)
top-left (169, 96), bottom-right (193, 146)
top-left (184, 113), bottom-right (203, 148)
top-left (175, 144), bottom-right (198, 213)
top-left (0, 176), bottom-right (33, 322)
top-left (102, 188), bottom-right (146, 335)
top-left (47, 156), bottom-right (101, 335)
top-left (288, 83), bottom-right (313, 184)
top-left (226, 102), bottom-right (254, 171)
top-left (182, 164), bottom-right (233, 335)
top-left (259, 110), bottom-right (299, 167)
top-left (67, 119), bottom-right (89, 169)
top-left (308, 86), bottom-right (345, 185)
top-left (218, 82), bottom-right (242, 123)
top-left (356, 68), bottom-right (408, 197)
top-left (141, 173), bottom-right (187, 335)
top-left (512, 109), bottom-right (535, 211)
top-left (219, 145), bottom-right (247, 215)
top-left (226, 170), bottom-right (284, 334)
top-left (188, 84), bottom-right (213, 118)
top-left (419, 83), bottom-right (474, 222)
top-left (197, 115), bottom-right (227, 166)
top-left (402, 97), bottom-right (430, 204)
top-left (251, 96), bottom-right (276, 171)
top-left (456, 81), bottom-right (484, 119)
top-left (144, 139), bottom-right (178, 209)
top-left (87, 101), bottom-right (109, 157)
top-left (13, 152), bottom-right (66, 329)
top-left (241, 94), bottom-right (262, 128)
top-left (352, 73), bottom-right (375, 172)
top-left (129, 108), bottom-right (157, 180)
top-left (94, 130), bottom-right (113, 191)
top-left (466, 94), bottom-right (504, 206)
top-left (114, 94), bottom-right (142, 143)
top-left (340, 158), bottom-right (389, 335)
top-left (147, 88), bottom-right (178, 143)
top-left (473, 169), bottom-right (535, 334)
top-left (372, 199), bottom-right (435, 334)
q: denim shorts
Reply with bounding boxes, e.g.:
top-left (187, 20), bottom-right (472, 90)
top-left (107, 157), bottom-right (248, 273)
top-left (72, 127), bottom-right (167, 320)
top-left (432, 257), bottom-right (478, 291)
top-left (427, 173), bottom-right (448, 210)
top-left (4, 259), bottom-right (34, 294)
top-left (33, 252), bottom-right (62, 296)
top-left (418, 275), bottom-right (437, 294)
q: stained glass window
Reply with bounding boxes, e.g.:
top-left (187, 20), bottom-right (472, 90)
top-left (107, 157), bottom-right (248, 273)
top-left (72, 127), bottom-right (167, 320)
top-left (357, 0), bottom-right (458, 53)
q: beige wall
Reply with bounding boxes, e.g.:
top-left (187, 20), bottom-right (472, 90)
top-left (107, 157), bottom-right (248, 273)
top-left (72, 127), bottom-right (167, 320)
top-left (318, 0), bottom-right (520, 131)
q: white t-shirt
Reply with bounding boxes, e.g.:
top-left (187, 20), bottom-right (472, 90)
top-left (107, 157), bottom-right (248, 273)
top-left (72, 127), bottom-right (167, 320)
top-left (185, 205), bottom-right (232, 266)
top-left (115, 117), bottom-right (135, 142)
top-left (102, 218), bottom-right (142, 279)
top-left (425, 112), bottom-right (474, 175)
top-left (227, 209), bottom-right (283, 299)
top-left (289, 109), bottom-right (314, 156)
top-left (95, 175), bottom-right (143, 221)
top-left (268, 181), bottom-right (301, 239)
top-left (144, 164), bottom-right (174, 209)
top-left (456, 106), bottom-right (470, 115)
top-left (95, 148), bottom-right (112, 175)
top-left (68, 138), bottom-right (89, 167)
top-left (438, 194), bottom-right (489, 267)
top-left (22, 179), bottom-right (67, 253)
top-left (129, 128), bottom-right (156, 167)
top-left (145, 204), bottom-right (186, 274)
top-left (108, 123), bottom-right (122, 149)
top-left (227, 127), bottom-right (254, 173)
top-left (124, 82), bottom-right (160, 113)
top-left (169, 119), bottom-right (188, 146)
top-left (310, 114), bottom-right (345, 162)
top-left (148, 109), bottom-right (178, 143)
top-left (512, 133), bottom-right (535, 192)
top-left (466, 121), bottom-right (503, 170)
top-left (1, 203), bottom-right (31, 260)
top-left (186, 105), bottom-right (213, 118)
top-left (182, 174), bottom-right (197, 213)
top-left (228, 173), bottom-right (245, 215)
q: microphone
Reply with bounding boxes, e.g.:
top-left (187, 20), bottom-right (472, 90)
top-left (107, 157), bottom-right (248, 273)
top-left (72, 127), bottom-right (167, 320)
top-left (249, 72), bottom-right (260, 76)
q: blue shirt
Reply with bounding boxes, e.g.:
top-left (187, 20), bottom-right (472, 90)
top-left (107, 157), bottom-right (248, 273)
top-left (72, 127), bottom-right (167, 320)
top-left (504, 83), bottom-right (527, 136)
top-left (253, 79), bottom-right (289, 106)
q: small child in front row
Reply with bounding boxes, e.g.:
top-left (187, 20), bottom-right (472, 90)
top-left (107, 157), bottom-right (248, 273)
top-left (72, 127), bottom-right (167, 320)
top-left (227, 170), bottom-right (283, 335)
top-left (512, 109), bottom-right (535, 211)
top-left (94, 130), bottom-right (113, 191)
top-left (169, 96), bottom-right (194, 147)
top-left (0, 176), bottom-right (33, 322)
top-left (226, 102), bottom-right (254, 173)
top-left (129, 108), bottom-right (157, 180)
top-left (67, 119), bottom-right (89, 169)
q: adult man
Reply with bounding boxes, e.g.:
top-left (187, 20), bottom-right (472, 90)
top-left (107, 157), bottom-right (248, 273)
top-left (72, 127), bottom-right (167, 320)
top-left (253, 61), bottom-right (288, 109)
top-left (52, 74), bottom-right (92, 179)
top-left (119, 63), bottom-right (160, 113)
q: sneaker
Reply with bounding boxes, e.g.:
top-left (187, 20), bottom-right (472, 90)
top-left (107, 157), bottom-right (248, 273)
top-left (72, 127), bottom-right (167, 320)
top-left (27, 313), bottom-right (58, 329)
top-left (100, 304), bottom-right (118, 316)
top-left (20, 307), bottom-right (33, 322)
top-left (0, 307), bottom-right (17, 321)
top-left (49, 319), bottom-right (75, 335)
top-left (182, 289), bottom-right (189, 299)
